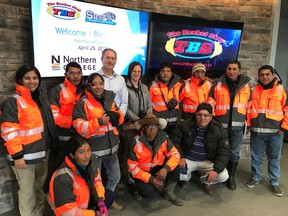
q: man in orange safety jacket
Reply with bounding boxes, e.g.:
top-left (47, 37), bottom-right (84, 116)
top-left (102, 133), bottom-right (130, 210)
top-left (245, 65), bottom-right (288, 197)
top-left (127, 113), bottom-right (183, 206)
top-left (48, 62), bottom-right (86, 145)
top-left (180, 62), bottom-right (213, 119)
top-left (208, 60), bottom-right (252, 190)
top-left (149, 62), bottom-right (182, 136)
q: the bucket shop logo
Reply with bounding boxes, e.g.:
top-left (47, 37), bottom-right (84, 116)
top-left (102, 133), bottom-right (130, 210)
top-left (46, 2), bottom-right (81, 20)
top-left (85, 11), bottom-right (116, 25)
top-left (165, 30), bottom-right (225, 60)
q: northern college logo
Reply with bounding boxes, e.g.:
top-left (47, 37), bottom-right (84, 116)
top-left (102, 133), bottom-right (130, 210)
top-left (165, 30), bottom-right (224, 60)
top-left (47, 2), bottom-right (81, 20)
top-left (85, 11), bottom-right (116, 25)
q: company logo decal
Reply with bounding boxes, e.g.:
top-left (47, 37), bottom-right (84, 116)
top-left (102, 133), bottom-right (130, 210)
top-left (52, 64), bottom-right (60, 71)
top-left (165, 30), bottom-right (224, 59)
top-left (51, 55), bottom-right (97, 72)
top-left (47, 2), bottom-right (81, 20)
top-left (85, 11), bottom-right (116, 25)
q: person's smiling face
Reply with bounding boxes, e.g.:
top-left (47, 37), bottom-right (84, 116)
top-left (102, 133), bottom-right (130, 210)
top-left (21, 70), bottom-right (39, 92)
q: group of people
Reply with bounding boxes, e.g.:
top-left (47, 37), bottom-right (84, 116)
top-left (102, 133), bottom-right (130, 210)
top-left (0, 47), bottom-right (287, 216)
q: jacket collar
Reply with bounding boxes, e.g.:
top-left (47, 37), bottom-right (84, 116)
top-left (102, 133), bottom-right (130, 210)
top-left (15, 84), bottom-right (33, 99)
top-left (64, 77), bottom-right (78, 93)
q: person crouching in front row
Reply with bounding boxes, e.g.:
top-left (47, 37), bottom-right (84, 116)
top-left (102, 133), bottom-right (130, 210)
top-left (127, 113), bottom-right (183, 206)
top-left (170, 102), bottom-right (230, 195)
top-left (45, 135), bottom-right (115, 216)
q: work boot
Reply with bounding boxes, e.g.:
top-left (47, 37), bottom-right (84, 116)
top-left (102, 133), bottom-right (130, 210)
top-left (179, 180), bottom-right (190, 189)
top-left (125, 178), bottom-right (142, 201)
top-left (204, 183), bottom-right (214, 195)
top-left (227, 161), bottom-right (238, 190)
top-left (111, 201), bottom-right (123, 210)
top-left (163, 181), bottom-right (183, 206)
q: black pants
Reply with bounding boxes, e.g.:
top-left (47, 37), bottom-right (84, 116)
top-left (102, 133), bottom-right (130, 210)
top-left (133, 165), bottom-right (180, 198)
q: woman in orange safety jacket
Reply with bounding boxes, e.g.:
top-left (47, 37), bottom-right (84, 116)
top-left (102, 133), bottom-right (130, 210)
top-left (0, 65), bottom-right (60, 216)
top-left (72, 73), bottom-right (124, 206)
top-left (45, 135), bottom-right (115, 216)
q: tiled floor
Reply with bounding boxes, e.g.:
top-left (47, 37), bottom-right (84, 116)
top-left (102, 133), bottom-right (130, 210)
top-left (2, 142), bottom-right (288, 216)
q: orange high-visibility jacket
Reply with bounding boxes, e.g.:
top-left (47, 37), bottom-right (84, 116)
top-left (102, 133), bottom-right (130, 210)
top-left (149, 75), bottom-right (182, 125)
top-left (180, 77), bottom-right (213, 114)
top-left (127, 130), bottom-right (180, 184)
top-left (247, 80), bottom-right (288, 135)
top-left (47, 156), bottom-right (105, 216)
top-left (73, 90), bottom-right (124, 158)
top-left (0, 84), bottom-right (46, 163)
top-left (48, 78), bottom-right (84, 141)
top-left (208, 74), bottom-right (251, 130)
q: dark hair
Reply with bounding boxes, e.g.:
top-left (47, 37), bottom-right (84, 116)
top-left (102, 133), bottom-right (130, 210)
top-left (196, 102), bottom-right (213, 114)
top-left (67, 135), bottom-right (90, 155)
top-left (227, 60), bottom-right (241, 70)
top-left (101, 48), bottom-right (117, 59)
top-left (15, 64), bottom-right (41, 86)
top-left (127, 61), bottom-right (143, 80)
top-left (86, 72), bottom-right (104, 84)
top-left (64, 62), bottom-right (82, 75)
top-left (159, 62), bottom-right (172, 72)
top-left (258, 65), bottom-right (274, 75)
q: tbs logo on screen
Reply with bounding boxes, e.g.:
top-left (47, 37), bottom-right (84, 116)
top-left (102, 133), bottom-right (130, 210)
top-left (46, 2), bottom-right (81, 20)
top-left (165, 30), bottom-right (224, 60)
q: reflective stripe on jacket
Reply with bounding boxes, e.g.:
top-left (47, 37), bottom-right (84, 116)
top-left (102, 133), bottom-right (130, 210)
top-left (149, 75), bottom-right (182, 125)
top-left (0, 84), bottom-right (46, 163)
top-left (73, 90), bottom-right (124, 158)
top-left (47, 156), bottom-right (104, 216)
top-left (180, 77), bottom-right (212, 114)
top-left (127, 130), bottom-right (180, 184)
top-left (208, 74), bottom-right (251, 130)
top-left (48, 78), bottom-right (84, 138)
top-left (247, 81), bottom-right (288, 135)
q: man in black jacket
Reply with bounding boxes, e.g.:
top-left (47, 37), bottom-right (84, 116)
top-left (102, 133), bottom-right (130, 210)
top-left (170, 102), bottom-right (230, 195)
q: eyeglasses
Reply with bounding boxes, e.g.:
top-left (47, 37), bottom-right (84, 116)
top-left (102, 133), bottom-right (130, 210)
top-left (67, 71), bottom-right (82, 76)
top-left (195, 113), bottom-right (212, 118)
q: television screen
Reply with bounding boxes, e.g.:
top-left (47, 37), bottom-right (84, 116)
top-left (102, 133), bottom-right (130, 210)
top-left (146, 13), bottom-right (244, 80)
top-left (30, 0), bottom-right (149, 77)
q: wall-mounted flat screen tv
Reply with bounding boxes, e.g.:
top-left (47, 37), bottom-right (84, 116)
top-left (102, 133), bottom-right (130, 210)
top-left (30, 0), bottom-right (149, 77)
top-left (146, 13), bottom-right (244, 80)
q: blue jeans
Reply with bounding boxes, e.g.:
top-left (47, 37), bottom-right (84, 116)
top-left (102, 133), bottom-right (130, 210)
top-left (250, 132), bottom-right (283, 186)
top-left (228, 129), bottom-right (243, 162)
top-left (94, 153), bottom-right (121, 191)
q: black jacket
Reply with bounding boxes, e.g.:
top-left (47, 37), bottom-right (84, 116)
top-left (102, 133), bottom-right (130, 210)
top-left (170, 117), bottom-right (230, 173)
